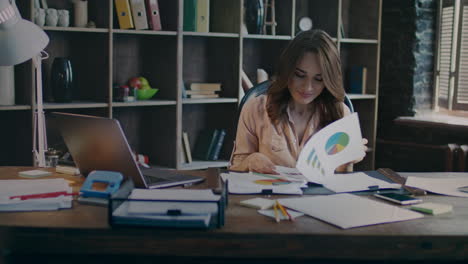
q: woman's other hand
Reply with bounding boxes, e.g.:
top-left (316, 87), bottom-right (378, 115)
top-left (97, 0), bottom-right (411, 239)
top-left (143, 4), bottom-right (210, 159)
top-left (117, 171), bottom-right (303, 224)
top-left (248, 153), bottom-right (278, 174)
top-left (354, 137), bottom-right (368, 163)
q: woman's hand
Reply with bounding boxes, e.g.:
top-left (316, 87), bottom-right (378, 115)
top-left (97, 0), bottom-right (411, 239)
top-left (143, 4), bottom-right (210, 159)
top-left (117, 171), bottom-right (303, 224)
top-left (336, 138), bottom-right (369, 172)
top-left (353, 138), bottom-right (368, 163)
top-left (248, 153), bottom-right (278, 174)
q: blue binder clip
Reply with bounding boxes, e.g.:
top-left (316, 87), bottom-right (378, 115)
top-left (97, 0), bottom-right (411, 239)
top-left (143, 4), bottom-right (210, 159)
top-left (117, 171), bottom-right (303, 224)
top-left (80, 170), bottom-right (124, 198)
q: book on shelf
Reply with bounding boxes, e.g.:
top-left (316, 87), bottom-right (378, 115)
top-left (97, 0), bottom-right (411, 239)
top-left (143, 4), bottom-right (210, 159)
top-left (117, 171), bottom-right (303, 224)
top-left (187, 94), bottom-right (220, 99)
top-left (145, 0), bottom-right (162, 31)
top-left (196, 0), bottom-right (209, 32)
top-left (130, 0), bottom-right (149, 30)
top-left (183, 0), bottom-right (197, 31)
top-left (179, 143), bottom-right (187, 164)
top-left (190, 83), bottom-right (222, 91)
top-left (348, 66), bottom-right (367, 94)
top-left (193, 129), bottom-right (219, 161)
top-left (209, 129), bottom-right (226, 161)
top-left (115, 0), bottom-right (134, 29)
top-left (182, 131), bottom-right (193, 163)
top-left (185, 90), bottom-right (219, 95)
top-left (193, 129), bottom-right (226, 161)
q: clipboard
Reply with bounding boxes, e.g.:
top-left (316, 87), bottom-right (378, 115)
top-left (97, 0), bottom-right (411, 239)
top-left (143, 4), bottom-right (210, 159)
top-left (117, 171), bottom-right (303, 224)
top-left (301, 168), bottom-right (427, 196)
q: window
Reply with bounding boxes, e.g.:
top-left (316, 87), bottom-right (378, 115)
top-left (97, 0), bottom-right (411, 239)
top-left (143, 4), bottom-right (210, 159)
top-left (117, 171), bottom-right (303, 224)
top-left (435, 0), bottom-right (468, 111)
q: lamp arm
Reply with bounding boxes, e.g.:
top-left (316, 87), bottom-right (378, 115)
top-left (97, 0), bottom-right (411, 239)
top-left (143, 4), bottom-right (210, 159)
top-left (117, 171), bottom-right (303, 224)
top-left (32, 52), bottom-right (48, 167)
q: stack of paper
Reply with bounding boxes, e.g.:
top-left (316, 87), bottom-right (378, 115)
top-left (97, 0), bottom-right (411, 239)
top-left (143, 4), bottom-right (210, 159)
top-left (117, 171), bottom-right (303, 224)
top-left (221, 172), bottom-right (306, 195)
top-left (0, 179), bottom-right (73, 211)
top-left (112, 188), bottom-right (222, 228)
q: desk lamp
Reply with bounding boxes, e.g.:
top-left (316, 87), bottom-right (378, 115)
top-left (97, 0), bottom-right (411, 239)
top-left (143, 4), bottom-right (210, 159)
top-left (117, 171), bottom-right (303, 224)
top-left (0, 0), bottom-right (49, 166)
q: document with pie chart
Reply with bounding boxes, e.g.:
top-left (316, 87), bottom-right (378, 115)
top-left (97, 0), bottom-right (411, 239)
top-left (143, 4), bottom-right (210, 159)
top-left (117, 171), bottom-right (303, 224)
top-left (296, 113), bottom-right (366, 184)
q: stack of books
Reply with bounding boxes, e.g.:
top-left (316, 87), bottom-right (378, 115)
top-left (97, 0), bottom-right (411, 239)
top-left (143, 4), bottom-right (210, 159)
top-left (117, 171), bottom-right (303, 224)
top-left (186, 83), bottom-right (222, 99)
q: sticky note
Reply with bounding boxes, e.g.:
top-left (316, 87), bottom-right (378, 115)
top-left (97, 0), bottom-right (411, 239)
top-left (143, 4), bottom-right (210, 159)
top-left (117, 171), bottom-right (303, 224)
top-left (410, 202), bottom-right (453, 215)
top-left (240, 197), bottom-right (275, 210)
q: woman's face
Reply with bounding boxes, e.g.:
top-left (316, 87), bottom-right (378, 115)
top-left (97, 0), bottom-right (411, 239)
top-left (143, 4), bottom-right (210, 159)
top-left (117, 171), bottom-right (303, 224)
top-left (287, 52), bottom-right (325, 105)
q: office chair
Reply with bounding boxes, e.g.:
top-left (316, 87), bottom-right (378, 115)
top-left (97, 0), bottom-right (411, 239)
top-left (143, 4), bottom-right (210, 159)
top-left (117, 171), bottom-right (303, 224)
top-left (238, 80), bottom-right (354, 115)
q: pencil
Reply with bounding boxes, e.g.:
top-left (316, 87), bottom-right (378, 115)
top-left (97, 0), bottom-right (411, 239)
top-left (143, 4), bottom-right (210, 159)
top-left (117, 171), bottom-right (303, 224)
top-left (276, 200), bottom-right (293, 221)
top-left (273, 201), bottom-right (280, 223)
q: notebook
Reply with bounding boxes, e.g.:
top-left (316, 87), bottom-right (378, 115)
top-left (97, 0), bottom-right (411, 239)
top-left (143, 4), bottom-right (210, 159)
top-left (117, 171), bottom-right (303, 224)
top-left (51, 112), bottom-right (204, 189)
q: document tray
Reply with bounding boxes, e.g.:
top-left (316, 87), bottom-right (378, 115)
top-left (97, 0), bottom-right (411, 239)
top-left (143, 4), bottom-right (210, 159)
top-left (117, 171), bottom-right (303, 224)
top-left (109, 180), bottom-right (227, 229)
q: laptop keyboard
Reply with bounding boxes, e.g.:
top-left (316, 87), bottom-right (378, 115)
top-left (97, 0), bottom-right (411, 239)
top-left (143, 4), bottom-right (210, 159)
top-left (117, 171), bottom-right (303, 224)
top-left (144, 175), bottom-right (169, 184)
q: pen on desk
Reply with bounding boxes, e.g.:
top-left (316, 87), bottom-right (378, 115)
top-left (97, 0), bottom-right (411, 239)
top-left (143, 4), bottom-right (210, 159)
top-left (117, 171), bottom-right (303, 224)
top-left (276, 200), bottom-right (293, 221)
top-left (273, 201), bottom-right (280, 223)
top-left (10, 191), bottom-right (79, 200)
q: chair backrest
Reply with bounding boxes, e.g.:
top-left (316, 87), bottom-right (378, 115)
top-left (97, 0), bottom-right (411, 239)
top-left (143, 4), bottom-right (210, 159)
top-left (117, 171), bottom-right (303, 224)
top-left (238, 80), bottom-right (354, 114)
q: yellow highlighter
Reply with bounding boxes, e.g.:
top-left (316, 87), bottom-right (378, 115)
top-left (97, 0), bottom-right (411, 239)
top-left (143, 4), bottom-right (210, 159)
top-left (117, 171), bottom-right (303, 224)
top-left (273, 201), bottom-right (280, 223)
top-left (276, 200), bottom-right (293, 221)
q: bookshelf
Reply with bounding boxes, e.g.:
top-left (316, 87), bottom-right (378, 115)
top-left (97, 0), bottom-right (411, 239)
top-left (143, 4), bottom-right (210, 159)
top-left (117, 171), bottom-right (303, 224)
top-left (6, 0), bottom-right (381, 171)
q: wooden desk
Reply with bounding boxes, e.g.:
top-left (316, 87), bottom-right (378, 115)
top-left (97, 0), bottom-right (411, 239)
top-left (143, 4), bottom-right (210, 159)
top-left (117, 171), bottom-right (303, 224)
top-left (1, 167), bottom-right (468, 263)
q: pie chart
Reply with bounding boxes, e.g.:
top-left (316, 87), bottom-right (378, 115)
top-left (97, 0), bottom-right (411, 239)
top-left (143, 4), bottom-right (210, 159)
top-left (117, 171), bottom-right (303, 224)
top-left (325, 132), bottom-right (349, 155)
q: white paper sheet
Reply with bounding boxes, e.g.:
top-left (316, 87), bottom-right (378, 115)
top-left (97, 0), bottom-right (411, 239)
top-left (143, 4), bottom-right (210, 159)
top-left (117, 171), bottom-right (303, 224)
top-left (296, 113), bottom-right (366, 184)
top-left (130, 188), bottom-right (220, 201)
top-left (279, 193), bottom-right (423, 229)
top-left (405, 176), bottom-right (468, 198)
top-left (323, 172), bottom-right (401, 193)
top-left (127, 188), bottom-right (220, 215)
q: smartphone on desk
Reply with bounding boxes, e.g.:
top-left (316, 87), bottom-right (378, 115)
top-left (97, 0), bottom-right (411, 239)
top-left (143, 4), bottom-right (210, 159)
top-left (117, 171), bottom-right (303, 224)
top-left (374, 192), bottom-right (423, 205)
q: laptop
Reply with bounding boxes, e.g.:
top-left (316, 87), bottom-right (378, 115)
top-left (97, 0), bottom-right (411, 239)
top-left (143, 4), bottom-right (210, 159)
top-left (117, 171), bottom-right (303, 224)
top-left (51, 112), bottom-right (204, 188)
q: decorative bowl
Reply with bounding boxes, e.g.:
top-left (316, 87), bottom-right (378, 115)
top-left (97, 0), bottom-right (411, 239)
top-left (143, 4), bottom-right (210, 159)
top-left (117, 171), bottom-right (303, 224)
top-left (136, 88), bottom-right (158, 100)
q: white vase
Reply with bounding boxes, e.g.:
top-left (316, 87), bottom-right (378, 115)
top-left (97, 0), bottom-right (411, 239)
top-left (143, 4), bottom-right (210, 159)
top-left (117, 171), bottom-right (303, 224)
top-left (45, 8), bottom-right (58, 27)
top-left (34, 8), bottom-right (45, 27)
top-left (73, 0), bottom-right (88, 27)
top-left (58, 9), bottom-right (70, 27)
top-left (0, 66), bottom-right (15, 105)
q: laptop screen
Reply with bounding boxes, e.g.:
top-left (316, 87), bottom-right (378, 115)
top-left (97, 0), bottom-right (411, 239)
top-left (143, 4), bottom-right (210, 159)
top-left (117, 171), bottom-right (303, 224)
top-left (51, 112), bottom-right (147, 188)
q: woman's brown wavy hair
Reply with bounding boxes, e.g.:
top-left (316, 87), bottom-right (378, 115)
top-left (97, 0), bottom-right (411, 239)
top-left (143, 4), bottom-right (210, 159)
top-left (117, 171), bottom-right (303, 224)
top-left (266, 29), bottom-right (345, 130)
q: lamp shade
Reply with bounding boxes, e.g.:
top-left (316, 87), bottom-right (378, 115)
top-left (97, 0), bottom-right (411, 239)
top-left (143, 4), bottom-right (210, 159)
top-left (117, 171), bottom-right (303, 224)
top-left (0, 0), bottom-right (49, 66)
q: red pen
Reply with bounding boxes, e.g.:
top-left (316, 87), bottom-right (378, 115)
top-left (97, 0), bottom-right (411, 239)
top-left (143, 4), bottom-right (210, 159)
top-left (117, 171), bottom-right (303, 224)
top-left (10, 191), bottom-right (79, 200)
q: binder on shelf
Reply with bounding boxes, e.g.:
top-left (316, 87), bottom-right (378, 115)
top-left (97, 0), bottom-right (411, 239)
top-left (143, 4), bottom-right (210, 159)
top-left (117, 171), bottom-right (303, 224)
top-left (196, 0), bottom-right (209, 32)
top-left (129, 0), bottom-right (149, 30)
top-left (145, 0), bottom-right (162, 31)
top-left (348, 66), bottom-right (367, 94)
top-left (183, 0), bottom-right (197, 31)
top-left (115, 0), bottom-right (134, 29)
top-left (109, 179), bottom-right (227, 229)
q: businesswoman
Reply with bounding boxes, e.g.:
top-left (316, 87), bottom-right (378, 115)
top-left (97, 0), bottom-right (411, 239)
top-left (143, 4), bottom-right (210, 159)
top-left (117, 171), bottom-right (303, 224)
top-left (229, 29), bottom-right (367, 174)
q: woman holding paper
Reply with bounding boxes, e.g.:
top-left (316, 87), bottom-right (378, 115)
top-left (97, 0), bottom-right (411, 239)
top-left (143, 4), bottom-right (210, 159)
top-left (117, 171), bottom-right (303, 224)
top-left (229, 29), bottom-right (367, 174)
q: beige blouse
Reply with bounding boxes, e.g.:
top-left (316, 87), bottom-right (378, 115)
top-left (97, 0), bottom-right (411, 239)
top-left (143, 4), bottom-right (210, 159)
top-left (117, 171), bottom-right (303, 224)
top-left (229, 94), bottom-right (350, 171)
